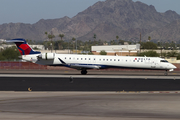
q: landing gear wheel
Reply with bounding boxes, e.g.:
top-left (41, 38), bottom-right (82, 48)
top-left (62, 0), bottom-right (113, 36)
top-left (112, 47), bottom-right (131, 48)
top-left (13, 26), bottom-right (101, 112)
top-left (81, 70), bottom-right (87, 75)
top-left (164, 70), bottom-right (168, 76)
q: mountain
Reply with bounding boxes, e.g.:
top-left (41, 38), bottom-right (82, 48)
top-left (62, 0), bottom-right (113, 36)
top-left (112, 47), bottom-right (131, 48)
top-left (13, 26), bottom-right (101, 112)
top-left (0, 0), bottom-right (180, 42)
top-left (146, 19), bottom-right (180, 42)
top-left (0, 16), bottom-right (71, 40)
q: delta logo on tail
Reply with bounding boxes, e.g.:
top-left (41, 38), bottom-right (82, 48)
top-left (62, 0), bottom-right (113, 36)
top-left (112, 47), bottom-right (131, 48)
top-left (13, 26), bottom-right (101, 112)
top-left (6, 38), bottom-right (40, 55)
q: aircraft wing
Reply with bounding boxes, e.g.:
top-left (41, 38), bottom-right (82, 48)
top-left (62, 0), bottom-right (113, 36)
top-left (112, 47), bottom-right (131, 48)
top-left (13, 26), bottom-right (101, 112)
top-left (69, 64), bottom-right (101, 69)
top-left (58, 58), bottom-right (101, 70)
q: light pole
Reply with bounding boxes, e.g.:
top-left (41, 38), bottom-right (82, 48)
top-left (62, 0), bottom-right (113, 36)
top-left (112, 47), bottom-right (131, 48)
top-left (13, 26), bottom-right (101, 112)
top-left (68, 40), bottom-right (70, 54)
top-left (76, 39), bottom-right (77, 54)
top-left (140, 32), bottom-right (141, 53)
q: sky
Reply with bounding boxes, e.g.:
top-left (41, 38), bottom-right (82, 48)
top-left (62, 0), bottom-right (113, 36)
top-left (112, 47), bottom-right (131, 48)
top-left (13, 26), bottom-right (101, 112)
top-left (0, 0), bottom-right (180, 25)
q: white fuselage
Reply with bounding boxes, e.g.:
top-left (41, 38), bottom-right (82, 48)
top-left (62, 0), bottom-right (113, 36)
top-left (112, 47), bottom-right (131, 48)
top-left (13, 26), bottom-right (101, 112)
top-left (22, 53), bottom-right (176, 71)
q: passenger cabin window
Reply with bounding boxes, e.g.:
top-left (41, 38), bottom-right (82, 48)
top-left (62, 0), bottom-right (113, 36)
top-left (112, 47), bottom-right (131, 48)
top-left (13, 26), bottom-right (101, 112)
top-left (160, 60), bottom-right (168, 63)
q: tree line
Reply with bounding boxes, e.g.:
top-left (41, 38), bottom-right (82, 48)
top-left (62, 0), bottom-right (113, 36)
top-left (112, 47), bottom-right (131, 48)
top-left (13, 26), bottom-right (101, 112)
top-left (1, 32), bottom-right (180, 61)
top-left (26, 32), bottom-right (180, 52)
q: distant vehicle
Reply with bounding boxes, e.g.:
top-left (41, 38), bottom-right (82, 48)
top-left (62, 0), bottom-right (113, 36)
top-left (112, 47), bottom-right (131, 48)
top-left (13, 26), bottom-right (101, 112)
top-left (7, 38), bottom-right (176, 75)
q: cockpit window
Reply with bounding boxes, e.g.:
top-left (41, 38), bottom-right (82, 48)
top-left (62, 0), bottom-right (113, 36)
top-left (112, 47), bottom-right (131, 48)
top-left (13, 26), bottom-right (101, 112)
top-left (160, 60), bottom-right (168, 63)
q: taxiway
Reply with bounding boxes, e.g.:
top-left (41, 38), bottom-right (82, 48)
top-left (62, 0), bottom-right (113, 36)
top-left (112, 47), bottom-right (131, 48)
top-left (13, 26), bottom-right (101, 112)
top-left (0, 92), bottom-right (180, 120)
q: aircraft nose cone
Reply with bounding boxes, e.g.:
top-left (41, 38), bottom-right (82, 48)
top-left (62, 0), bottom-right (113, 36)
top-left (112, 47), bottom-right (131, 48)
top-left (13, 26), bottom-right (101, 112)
top-left (172, 64), bottom-right (177, 69)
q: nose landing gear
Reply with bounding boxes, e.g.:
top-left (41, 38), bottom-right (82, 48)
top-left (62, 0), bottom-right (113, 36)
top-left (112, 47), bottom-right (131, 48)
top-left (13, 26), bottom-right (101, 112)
top-left (164, 70), bottom-right (168, 76)
top-left (81, 70), bottom-right (87, 75)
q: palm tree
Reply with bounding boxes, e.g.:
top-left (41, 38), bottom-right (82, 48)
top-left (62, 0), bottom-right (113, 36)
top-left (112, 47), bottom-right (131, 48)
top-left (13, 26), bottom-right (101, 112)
top-left (148, 36), bottom-right (151, 41)
top-left (48, 34), bottom-right (55, 40)
top-left (116, 36), bottom-right (119, 40)
top-left (48, 34), bottom-right (55, 52)
top-left (58, 34), bottom-right (64, 50)
top-left (72, 37), bottom-right (76, 52)
top-left (72, 37), bottom-right (76, 41)
top-left (45, 31), bottom-right (48, 36)
top-left (45, 32), bottom-right (48, 40)
top-left (93, 34), bottom-right (96, 41)
top-left (59, 34), bottom-right (64, 40)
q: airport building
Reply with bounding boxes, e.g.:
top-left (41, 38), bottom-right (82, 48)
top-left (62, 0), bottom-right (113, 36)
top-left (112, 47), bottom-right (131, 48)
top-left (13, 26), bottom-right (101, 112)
top-left (91, 44), bottom-right (140, 56)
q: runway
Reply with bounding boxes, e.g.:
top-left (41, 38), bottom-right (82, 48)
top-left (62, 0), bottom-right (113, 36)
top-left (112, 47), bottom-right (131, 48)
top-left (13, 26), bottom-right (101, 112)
top-left (0, 71), bottom-right (180, 91)
top-left (0, 70), bottom-right (180, 91)
top-left (0, 71), bottom-right (180, 120)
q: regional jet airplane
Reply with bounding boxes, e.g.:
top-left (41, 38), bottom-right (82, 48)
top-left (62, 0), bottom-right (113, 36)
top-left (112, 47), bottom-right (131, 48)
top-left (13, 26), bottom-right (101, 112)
top-left (7, 38), bottom-right (176, 75)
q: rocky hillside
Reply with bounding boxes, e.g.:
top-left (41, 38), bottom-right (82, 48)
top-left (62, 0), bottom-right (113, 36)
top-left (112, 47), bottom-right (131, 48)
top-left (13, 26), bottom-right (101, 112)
top-left (0, 0), bottom-right (180, 42)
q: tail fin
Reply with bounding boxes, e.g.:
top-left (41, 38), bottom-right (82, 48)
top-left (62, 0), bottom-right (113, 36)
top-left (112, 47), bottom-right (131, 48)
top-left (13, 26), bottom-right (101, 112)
top-left (6, 38), bottom-right (41, 55)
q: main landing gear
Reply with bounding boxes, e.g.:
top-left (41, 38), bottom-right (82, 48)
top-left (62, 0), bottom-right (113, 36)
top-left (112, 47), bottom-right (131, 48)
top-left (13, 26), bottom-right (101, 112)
top-left (81, 70), bottom-right (87, 75)
top-left (164, 70), bottom-right (168, 76)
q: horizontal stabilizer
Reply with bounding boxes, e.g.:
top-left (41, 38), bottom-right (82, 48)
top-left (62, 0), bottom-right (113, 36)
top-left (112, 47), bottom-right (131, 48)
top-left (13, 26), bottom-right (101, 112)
top-left (6, 40), bottom-right (24, 43)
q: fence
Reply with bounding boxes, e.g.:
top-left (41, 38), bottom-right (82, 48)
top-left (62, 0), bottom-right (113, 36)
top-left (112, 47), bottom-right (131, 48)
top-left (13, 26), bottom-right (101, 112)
top-left (0, 62), bottom-right (47, 70)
